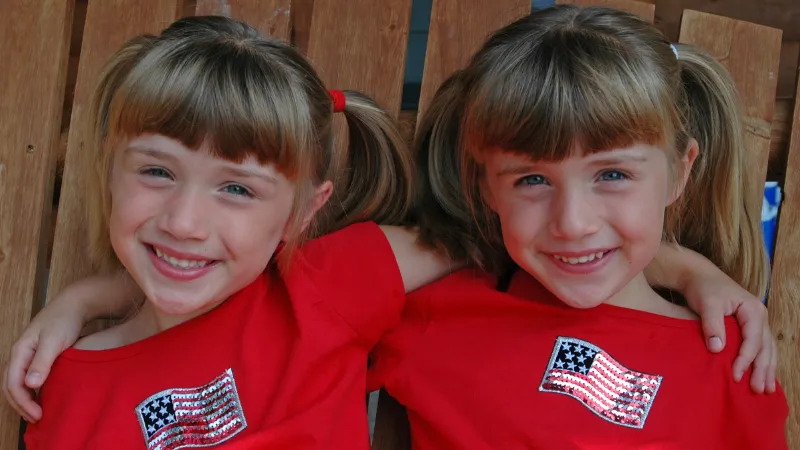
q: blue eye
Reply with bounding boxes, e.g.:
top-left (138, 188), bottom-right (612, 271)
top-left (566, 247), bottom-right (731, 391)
top-left (223, 184), bottom-right (254, 197)
top-left (599, 170), bottom-right (629, 182)
top-left (141, 167), bottom-right (171, 178)
top-left (516, 174), bottom-right (548, 186)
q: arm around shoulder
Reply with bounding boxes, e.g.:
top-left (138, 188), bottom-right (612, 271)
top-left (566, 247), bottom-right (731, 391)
top-left (379, 224), bottom-right (463, 293)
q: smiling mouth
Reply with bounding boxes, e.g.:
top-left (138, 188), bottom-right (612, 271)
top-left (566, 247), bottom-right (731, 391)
top-left (148, 245), bottom-right (217, 269)
top-left (551, 250), bottom-right (612, 265)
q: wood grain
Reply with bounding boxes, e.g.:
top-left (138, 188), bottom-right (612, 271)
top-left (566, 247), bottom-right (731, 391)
top-left (48, 1), bottom-right (183, 302)
top-left (0, 1), bottom-right (74, 446)
top-left (195, 0), bottom-right (291, 40)
top-left (556, 0), bottom-right (654, 23)
top-left (654, 0), bottom-right (800, 42)
top-left (679, 10), bottom-right (782, 228)
top-left (417, 0), bottom-right (530, 121)
top-left (777, 41), bottom-right (799, 100)
top-left (768, 56), bottom-right (800, 450)
top-left (291, 0), bottom-right (315, 54)
top-left (306, 0), bottom-right (412, 116)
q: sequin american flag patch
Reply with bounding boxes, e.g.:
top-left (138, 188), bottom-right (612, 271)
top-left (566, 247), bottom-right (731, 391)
top-left (135, 368), bottom-right (247, 450)
top-left (539, 337), bottom-right (662, 429)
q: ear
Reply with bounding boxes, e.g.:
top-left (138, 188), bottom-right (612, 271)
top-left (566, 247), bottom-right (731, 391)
top-left (668, 138), bottom-right (699, 205)
top-left (281, 180), bottom-right (334, 241)
top-left (302, 180), bottom-right (333, 231)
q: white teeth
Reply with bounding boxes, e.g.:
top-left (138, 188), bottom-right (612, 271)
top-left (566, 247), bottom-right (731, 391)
top-left (554, 251), bottom-right (608, 265)
top-left (153, 246), bottom-right (210, 269)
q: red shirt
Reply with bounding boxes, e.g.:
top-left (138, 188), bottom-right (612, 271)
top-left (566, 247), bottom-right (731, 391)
top-left (26, 222), bottom-right (404, 450)
top-left (368, 268), bottom-right (789, 450)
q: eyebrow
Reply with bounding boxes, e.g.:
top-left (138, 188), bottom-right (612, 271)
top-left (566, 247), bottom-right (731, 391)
top-left (124, 145), bottom-right (278, 184)
top-left (220, 166), bottom-right (279, 184)
top-left (124, 146), bottom-right (175, 161)
top-left (496, 152), bottom-right (650, 177)
top-left (588, 153), bottom-right (650, 166)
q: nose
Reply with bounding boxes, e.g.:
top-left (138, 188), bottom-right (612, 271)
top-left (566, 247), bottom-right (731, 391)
top-left (157, 186), bottom-right (210, 241)
top-left (549, 185), bottom-right (601, 240)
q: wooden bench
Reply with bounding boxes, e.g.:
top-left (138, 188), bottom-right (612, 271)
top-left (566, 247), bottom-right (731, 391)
top-left (0, 0), bottom-right (797, 448)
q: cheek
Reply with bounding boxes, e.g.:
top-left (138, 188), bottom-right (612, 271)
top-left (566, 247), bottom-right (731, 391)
top-left (108, 174), bottom-right (158, 236)
top-left (615, 182), bottom-right (668, 247)
top-left (223, 194), bottom-right (295, 261)
top-left (494, 194), bottom-right (547, 250)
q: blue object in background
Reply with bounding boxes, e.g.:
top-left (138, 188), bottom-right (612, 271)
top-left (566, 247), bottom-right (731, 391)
top-left (762, 182), bottom-right (782, 263)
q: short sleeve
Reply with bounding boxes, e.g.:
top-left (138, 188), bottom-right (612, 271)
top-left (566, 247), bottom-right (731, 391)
top-left (287, 221), bottom-right (405, 348)
top-left (720, 371), bottom-right (789, 449)
top-left (716, 323), bottom-right (789, 449)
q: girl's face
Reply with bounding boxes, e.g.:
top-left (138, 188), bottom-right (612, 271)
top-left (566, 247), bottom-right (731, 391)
top-left (482, 142), bottom-right (694, 309)
top-left (108, 133), bottom-right (330, 321)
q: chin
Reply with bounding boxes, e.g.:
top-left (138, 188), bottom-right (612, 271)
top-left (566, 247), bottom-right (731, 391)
top-left (548, 286), bottom-right (613, 309)
top-left (147, 292), bottom-right (216, 316)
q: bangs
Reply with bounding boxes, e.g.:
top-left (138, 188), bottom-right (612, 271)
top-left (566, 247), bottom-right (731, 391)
top-left (464, 27), bottom-right (675, 160)
top-left (107, 39), bottom-right (315, 177)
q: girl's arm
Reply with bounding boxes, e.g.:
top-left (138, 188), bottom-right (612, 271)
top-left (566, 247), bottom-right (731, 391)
top-left (3, 273), bottom-right (139, 423)
top-left (645, 242), bottom-right (777, 394)
top-left (380, 225), bottom-right (464, 292)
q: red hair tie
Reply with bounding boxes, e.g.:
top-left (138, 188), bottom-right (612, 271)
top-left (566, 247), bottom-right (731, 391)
top-left (329, 90), bottom-right (346, 113)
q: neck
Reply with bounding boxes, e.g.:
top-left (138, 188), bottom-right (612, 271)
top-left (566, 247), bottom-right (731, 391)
top-left (604, 272), bottom-right (698, 320)
top-left (125, 301), bottom-right (211, 343)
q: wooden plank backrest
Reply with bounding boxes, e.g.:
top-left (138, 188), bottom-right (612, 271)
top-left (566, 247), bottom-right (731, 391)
top-left (0, 2), bottom-right (75, 447)
top-left (678, 10), bottom-right (782, 235)
top-left (556, 0), bottom-right (654, 23)
top-left (768, 51), bottom-right (800, 449)
top-left (195, 0), bottom-right (292, 39)
top-left (417, 0), bottom-right (531, 121)
top-left (307, 0), bottom-right (412, 117)
top-left (48, 2), bottom-right (185, 302)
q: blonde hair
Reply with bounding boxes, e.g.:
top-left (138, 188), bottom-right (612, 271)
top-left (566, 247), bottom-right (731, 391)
top-left (415, 5), bottom-right (767, 297)
top-left (86, 16), bottom-right (414, 274)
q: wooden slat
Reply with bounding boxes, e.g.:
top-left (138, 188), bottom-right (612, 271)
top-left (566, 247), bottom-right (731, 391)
top-left (654, 0), bottom-right (800, 42)
top-left (770, 98), bottom-right (795, 180)
top-left (777, 41), bottom-right (799, 100)
top-left (306, 0), bottom-right (412, 116)
top-left (48, 1), bottom-right (184, 301)
top-left (678, 10), bottom-right (782, 230)
top-left (555, 0), bottom-right (654, 23)
top-left (195, 0), bottom-right (292, 40)
top-left (768, 60), bottom-right (800, 450)
top-left (291, 0), bottom-right (315, 54)
top-left (417, 0), bottom-right (531, 121)
top-left (0, 1), bottom-right (74, 446)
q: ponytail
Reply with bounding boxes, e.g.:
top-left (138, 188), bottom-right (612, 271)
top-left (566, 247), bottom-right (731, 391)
top-left (314, 90), bottom-right (416, 234)
top-left (414, 72), bottom-right (509, 274)
top-left (667, 43), bottom-right (768, 297)
top-left (87, 35), bottom-right (156, 273)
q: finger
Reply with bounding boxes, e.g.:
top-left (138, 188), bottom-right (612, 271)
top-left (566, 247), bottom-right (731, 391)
top-left (766, 332), bottom-right (778, 394)
top-left (25, 334), bottom-right (65, 390)
top-left (732, 304), bottom-right (764, 382)
top-left (5, 343), bottom-right (42, 422)
top-left (700, 305), bottom-right (726, 353)
top-left (749, 342), bottom-right (769, 394)
top-left (3, 366), bottom-right (32, 423)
